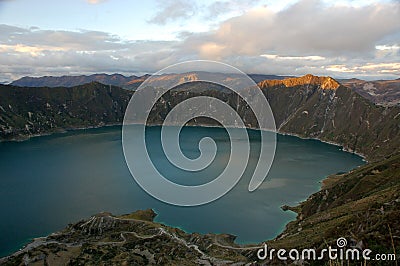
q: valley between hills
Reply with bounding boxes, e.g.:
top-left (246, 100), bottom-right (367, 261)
top-left (0, 73), bottom-right (399, 265)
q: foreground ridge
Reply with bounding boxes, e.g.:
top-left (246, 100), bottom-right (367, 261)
top-left (0, 209), bottom-right (260, 265)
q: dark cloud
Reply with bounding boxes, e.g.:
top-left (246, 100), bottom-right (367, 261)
top-left (0, 25), bottom-right (124, 51)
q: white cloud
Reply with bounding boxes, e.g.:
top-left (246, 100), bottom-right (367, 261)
top-left (325, 63), bottom-right (400, 75)
top-left (375, 45), bottom-right (400, 50)
top-left (174, 0), bottom-right (400, 79)
top-left (204, 0), bottom-right (261, 19)
top-left (148, 0), bottom-right (197, 25)
top-left (86, 0), bottom-right (107, 4)
top-left (260, 54), bottom-right (326, 60)
top-left (325, 65), bottom-right (355, 73)
top-left (181, 0), bottom-right (400, 57)
top-left (0, 24), bottom-right (179, 81)
top-left (358, 62), bottom-right (400, 71)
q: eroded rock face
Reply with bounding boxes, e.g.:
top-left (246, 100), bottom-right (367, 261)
top-left (340, 78), bottom-right (400, 106)
top-left (259, 74), bottom-right (340, 90)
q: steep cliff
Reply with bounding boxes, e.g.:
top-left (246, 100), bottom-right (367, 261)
top-left (259, 76), bottom-right (400, 160)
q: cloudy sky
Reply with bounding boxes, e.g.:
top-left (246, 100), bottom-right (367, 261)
top-left (0, 0), bottom-right (399, 82)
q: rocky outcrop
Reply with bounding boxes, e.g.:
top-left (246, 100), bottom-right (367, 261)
top-left (0, 209), bottom-right (256, 265)
top-left (259, 74), bottom-right (340, 90)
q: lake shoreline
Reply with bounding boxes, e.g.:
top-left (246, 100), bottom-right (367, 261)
top-left (0, 123), bottom-right (123, 143)
top-left (1, 122), bottom-right (368, 162)
top-left (0, 123), bottom-right (367, 258)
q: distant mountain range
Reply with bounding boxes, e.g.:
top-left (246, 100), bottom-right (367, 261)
top-left (9, 73), bottom-right (290, 90)
top-left (10, 73), bottom-right (400, 106)
top-left (10, 73), bottom-right (149, 90)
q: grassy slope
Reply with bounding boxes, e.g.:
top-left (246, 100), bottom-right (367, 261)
top-left (0, 82), bottom-right (132, 140)
top-left (268, 153), bottom-right (400, 264)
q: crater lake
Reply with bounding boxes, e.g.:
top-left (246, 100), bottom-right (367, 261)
top-left (0, 125), bottom-right (364, 257)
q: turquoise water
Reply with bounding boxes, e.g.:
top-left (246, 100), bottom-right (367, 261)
top-left (0, 126), bottom-right (364, 257)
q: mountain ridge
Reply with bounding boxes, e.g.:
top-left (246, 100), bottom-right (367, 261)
top-left (11, 72), bottom-right (399, 106)
top-left (10, 73), bottom-right (140, 89)
top-left (10, 73), bottom-right (290, 90)
top-left (1, 75), bottom-right (399, 161)
top-left (259, 74), bottom-right (340, 90)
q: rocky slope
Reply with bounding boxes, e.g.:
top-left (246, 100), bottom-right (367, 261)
top-left (258, 76), bottom-right (400, 161)
top-left (340, 78), bottom-right (400, 106)
top-left (145, 74), bottom-right (400, 161)
top-left (0, 209), bottom-right (259, 265)
top-left (259, 74), bottom-right (340, 90)
top-left (272, 152), bottom-right (400, 265)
